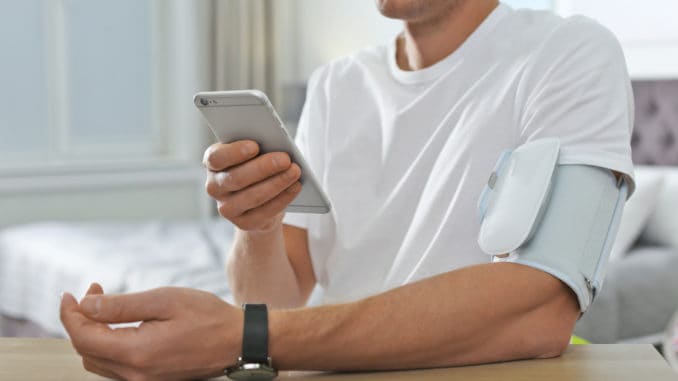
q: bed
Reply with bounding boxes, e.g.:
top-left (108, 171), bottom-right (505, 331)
top-left (0, 219), bottom-right (234, 337)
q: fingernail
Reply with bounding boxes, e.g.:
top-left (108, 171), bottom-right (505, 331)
top-left (287, 183), bottom-right (301, 193)
top-left (272, 157), bottom-right (279, 169)
top-left (81, 296), bottom-right (101, 317)
top-left (61, 292), bottom-right (75, 306)
top-left (242, 142), bottom-right (257, 155)
top-left (286, 166), bottom-right (300, 180)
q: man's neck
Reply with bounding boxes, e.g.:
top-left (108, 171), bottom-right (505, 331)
top-left (396, 0), bottom-right (499, 71)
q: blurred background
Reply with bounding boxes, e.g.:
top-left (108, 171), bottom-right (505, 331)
top-left (0, 0), bottom-right (677, 367)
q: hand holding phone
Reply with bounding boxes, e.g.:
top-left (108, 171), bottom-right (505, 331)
top-left (196, 90), bottom-right (330, 232)
top-left (203, 140), bottom-right (303, 232)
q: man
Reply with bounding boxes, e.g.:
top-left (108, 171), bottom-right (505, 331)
top-left (61, 0), bottom-right (634, 380)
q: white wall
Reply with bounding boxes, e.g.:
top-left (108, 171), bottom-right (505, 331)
top-left (558, 0), bottom-right (678, 79)
top-left (271, 0), bottom-right (401, 126)
top-left (0, 179), bottom-right (205, 227)
top-left (275, 0), bottom-right (402, 84)
top-left (0, 162), bottom-right (208, 227)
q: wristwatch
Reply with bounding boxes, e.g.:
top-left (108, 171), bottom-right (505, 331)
top-left (225, 304), bottom-right (278, 381)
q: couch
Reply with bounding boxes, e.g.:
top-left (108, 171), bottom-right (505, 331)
top-left (574, 166), bottom-right (678, 344)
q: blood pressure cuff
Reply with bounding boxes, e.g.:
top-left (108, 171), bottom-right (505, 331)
top-left (477, 138), bottom-right (628, 313)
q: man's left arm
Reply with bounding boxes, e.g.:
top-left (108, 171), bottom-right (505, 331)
top-left (269, 261), bottom-right (578, 371)
top-left (61, 261), bottom-right (578, 379)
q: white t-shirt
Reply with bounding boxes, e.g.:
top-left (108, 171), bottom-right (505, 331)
top-left (283, 3), bottom-right (634, 305)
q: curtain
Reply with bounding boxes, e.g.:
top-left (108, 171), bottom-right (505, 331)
top-left (212, 0), bottom-right (275, 98)
top-left (154, 0), bottom-right (276, 159)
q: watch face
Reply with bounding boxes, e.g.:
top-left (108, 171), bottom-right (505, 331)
top-left (226, 363), bottom-right (277, 381)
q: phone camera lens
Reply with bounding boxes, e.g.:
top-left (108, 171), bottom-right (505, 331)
top-left (200, 98), bottom-right (209, 106)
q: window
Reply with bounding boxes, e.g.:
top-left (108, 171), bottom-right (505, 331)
top-left (63, 0), bottom-right (154, 157)
top-left (0, 0), bottom-right (208, 169)
top-left (0, 0), bottom-right (50, 161)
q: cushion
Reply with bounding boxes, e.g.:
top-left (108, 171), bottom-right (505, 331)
top-left (641, 166), bottom-right (678, 251)
top-left (575, 246), bottom-right (678, 343)
top-left (609, 167), bottom-right (664, 262)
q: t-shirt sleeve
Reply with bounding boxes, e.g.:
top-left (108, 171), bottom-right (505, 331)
top-left (517, 17), bottom-right (636, 194)
top-left (282, 66), bottom-right (329, 229)
top-left (501, 18), bottom-right (636, 313)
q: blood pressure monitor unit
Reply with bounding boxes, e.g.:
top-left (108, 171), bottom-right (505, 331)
top-left (477, 138), bottom-right (630, 312)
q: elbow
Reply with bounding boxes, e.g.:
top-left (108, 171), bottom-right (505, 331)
top-left (531, 300), bottom-right (578, 359)
top-left (533, 275), bottom-right (581, 359)
top-left (515, 314), bottom-right (572, 360)
top-left (534, 329), bottom-right (572, 359)
top-left (528, 287), bottom-right (579, 359)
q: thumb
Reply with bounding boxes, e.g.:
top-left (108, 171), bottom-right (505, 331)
top-left (60, 292), bottom-right (91, 335)
top-left (80, 288), bottom-right (173, 323)
top-left (60, 292), bottom-right (79, 319)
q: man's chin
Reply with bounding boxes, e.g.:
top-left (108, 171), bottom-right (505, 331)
top-left (375, 0), bottom-right (461, 21)
top-left (375, 0), bottom-right (426, 20)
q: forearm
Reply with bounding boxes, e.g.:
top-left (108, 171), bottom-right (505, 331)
top-left (269, 262), bottom-right (578, 371)
top-left (227, 225), bottom-right (304, 308)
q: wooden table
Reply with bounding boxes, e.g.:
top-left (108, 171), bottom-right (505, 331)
top-left (1, 338), bottom-right (676, 380)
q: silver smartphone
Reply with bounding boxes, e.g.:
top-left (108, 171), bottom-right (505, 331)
top-left (194, 90), bottom-right (331, 214)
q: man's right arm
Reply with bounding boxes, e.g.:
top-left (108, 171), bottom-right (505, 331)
top-left (226, 224), bottom-right (315, 308)
top-left (203, 140), bottom-right (316, 308)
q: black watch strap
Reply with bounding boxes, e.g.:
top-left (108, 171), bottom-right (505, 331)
top-left (241, 304), bottom-right (269, 364)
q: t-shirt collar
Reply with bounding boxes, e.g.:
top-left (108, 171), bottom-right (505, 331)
top-left (388, 3), bottom-right (511, 85)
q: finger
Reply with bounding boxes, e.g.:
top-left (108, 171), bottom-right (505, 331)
top-left (203, 141), bottom-right (259, 171)
top-left (61, 292), bottom-right (90, 333)
top-left (80, 288), bottom-right (173, 323)
top-left (218, 164), bottom-right (301, 218)
top-left (60, 293), bottom-right (137, 361)
top-left (82, 357), bottom-right (125, 380)
top-left (206, 152), bottom-right (292, 196)
top-left (234, 182), bottom-right (302, 230)
top-left (81, 283), bottom-right (104, 304)
top-left (86, 282), bottom-right (104, 296)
